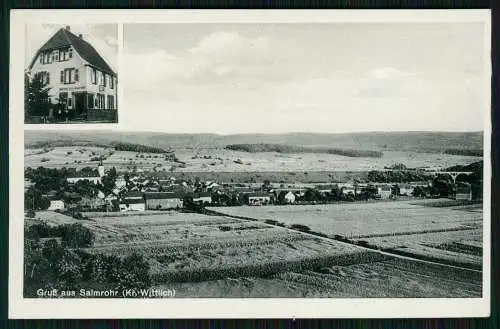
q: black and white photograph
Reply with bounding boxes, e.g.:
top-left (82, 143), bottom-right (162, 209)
top-left (10, 10), bottom-right (491, 319)
top-left (24, 24), bottom-right (118, 124)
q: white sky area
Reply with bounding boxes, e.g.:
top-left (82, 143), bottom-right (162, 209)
top-left (127, 23), bottom-right (484, 134)
top-left (25, 24), bottom-right (118, 72)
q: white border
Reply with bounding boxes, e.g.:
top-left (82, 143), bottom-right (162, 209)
top-left (10, 9), bottom-right (492, 319)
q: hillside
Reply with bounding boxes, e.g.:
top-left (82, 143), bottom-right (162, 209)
top-left (225, 144), bottom-right (383, 158)
top-left (25, 130), bottom-right (483, 154)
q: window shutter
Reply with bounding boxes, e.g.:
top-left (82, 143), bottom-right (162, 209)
top-left (60, 71), bottom-right (64, 83)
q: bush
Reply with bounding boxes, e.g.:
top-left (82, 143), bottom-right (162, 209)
top-left (264, 219), bottom-right (278, 225)
top-left (218, 225), bottom-right (232, 232)
top-left (60, 223), bottom-right (94, 248)
top-left (290, 224), bottom-right (311, 232)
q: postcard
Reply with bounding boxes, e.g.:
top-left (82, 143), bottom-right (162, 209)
top-left (9, 9), bottom-right (491, 318)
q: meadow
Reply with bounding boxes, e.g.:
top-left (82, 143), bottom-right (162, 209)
top-left (24, 145), bottom-right (481, 173)
top-left (31, 203), bottom-right (483, 297)
top-left (210, 200), bottom-right (483, 270)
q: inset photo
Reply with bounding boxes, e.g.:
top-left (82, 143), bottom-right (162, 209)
top-left (25, 24), bottom-right (118, 124)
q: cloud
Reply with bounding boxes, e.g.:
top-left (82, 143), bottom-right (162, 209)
top-left (356, 67), bottom-right (421, 99)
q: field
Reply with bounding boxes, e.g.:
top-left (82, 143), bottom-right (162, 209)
top-left (31, 204), bottom-right (483, 297)
top-left (209, 200), bottom-right (483, 269)
top-left (25, 145), bottom-right (481, 174)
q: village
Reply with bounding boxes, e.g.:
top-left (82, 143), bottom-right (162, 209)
top-left (24, 160), bottom-right (478, 215)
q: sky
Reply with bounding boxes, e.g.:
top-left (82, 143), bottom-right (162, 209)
top-left (25, 24), bottom-right (118, 72)
top-left (126, 23), bottom-right (484, 133)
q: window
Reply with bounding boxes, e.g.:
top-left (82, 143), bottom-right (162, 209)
top-left (54, 51), bottom-right (59, 61)
top-left (67, 96), bottom-right (73, 108)
top-left (110, 76), bottom-right (114, 89)
top-left (96, 94), bottom-right (105, 109)
top-left (100, 72), bottom-right (105, 86)
top-left (68, 48), bottom-right (73, 59)
top-left (39, 55), bottom-right (43, 64)
top-left (36, 72), bottom-right (50, 86)
top-left (91, 68), bottom-right (97, 84)
top-left (88, 94), bottom-right (94, 109)
top-left (75, 69), bottom-right (79, 82)
top-left (61, 68), bottom-right (76, 84)
top-left (107, 95), bottom-right (114, 109)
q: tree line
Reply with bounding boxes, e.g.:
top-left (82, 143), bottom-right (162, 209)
top-left (24, 222), bottom-right (151, 297)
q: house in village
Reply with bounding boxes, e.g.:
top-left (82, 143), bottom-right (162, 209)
top-left (376, 185), bottom-right (392, 199)
top-left (340, 185), bottom-right (356, 196)
top-left (398, 183), bottom-right (415, 196)
top-left (48, 200), bottom-right (65, 211)
top-left (27, 26), bottom-right (117, 122)
top-left (283, 191), bottom-right (296, 204)
top-left (66, 164), bottom-right (105, 184)
top-left (246, 192), bottom-right (272, 206)
top-left (144, 192), bottom-right (184, 210)
top-left (193, 192), bottom-right (212, 205)
top-left (119, 190), bottom-right (145, 212)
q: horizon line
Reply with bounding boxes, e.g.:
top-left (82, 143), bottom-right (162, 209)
top-left (24, 129), bottom-right (485, 135)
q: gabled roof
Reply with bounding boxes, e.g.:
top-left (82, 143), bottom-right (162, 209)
top-left (120, 198), bottom-right (145, 205)
top-left (123, 191), bottom-right (143, 198)
top-left (247, 192), bottom-right (272, 198)
top-left (29, 27), bottom-right (116, 76)
top-left (144, 192), bottom-right (184, 200)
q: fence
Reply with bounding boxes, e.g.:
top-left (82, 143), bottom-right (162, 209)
top-left (25, 109), bottom-right (118, 124)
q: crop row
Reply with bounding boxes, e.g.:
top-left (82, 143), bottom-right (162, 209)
top-left (151, 250), bottom-right (388, 283)
top-left (87, 232), bottom-right (311, 255)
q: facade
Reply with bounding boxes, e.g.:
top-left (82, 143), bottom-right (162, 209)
top-left (377, 185), bottom-right (392, 199)
top-left (284, 191), bottom-right (296, 204)
top-left (193, 192), bottom-right (212, 205)
top-left (119, 198), bottom-right (146, 212)
top-left (399, 184), bottom-right (415, 196)
top-left (247, 193), bottom-right (272, 205)
top-left (48, 200), bottom-right (65, 211)
top-left (341, 186), bottom-right (355, 195)
top-left (144, 192), bottom-right (184, 209)
top-left (27, 26), bottom-right (117, 122)
top-left (66, 176), bottom-right (101, 184)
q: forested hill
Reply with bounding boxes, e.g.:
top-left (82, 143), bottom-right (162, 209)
top-left (25, 130), bottom-right (483, 154)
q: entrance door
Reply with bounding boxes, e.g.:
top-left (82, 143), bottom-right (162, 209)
top-left (74, 92), bottom-right (86, 116)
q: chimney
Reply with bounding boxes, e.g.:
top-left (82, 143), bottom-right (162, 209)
top-left (78, 34), bottom-right (83, 39)
top-left (65, 25), bottom-right (70, 31)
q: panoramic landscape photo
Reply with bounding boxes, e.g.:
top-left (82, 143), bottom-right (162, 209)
top-left (23, 22), bottom-right (487, 298)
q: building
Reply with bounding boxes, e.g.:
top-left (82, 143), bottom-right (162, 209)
top-left (66, 176), bottom-right (101, 184)
top-left (27, 26), bottom-right (117, 122)
top-left (455, 183), bottom-right (472, 201)
top-left (246, 192), bottom-right (272, 206)
top-left (377, 185), bottom-right (392, 199)
top-left (144, 192), bottom-right (184, 210)
top-left (284, 191), bottom-right (296, 204)
top-left (119, 198), bottom-right (146, 212)
top-left (399, 184), bottom-right (415, 196)
top-left (341, 185), bottom-right (355, 196)
top-left (47, 200), bottom-right (65, 211)
top-left (193, 192), bottom-right (212, 205)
